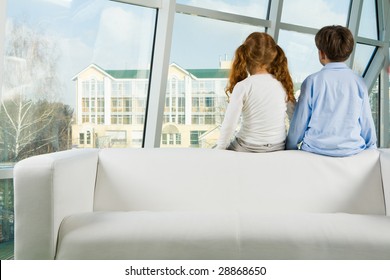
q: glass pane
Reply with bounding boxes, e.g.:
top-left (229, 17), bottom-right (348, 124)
top-left (0, 178), bottom-right (14, 259)
top-left (1, 0), bottom-right (156, 164)
top-left (278, 30), bottom-right (322, 90)
top-left (177, 0), bottom-right (269, 19)
top-left (163, 13), bottom-right (262, 148)
top-left (281, 0), bottom-right (350, 28)
top-left (352, 44), bottom-right (376, 76)
top-left (358, 0), bottom-right (378, 40)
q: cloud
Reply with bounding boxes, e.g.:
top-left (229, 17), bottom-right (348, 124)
top-left (282, 0), bottom-right (348, 28)
top-left (91, 6), bottom-right (155, 69)
top-left (38, 0), bottom-right (73, 8)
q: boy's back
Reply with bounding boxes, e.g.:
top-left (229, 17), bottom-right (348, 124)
top-left (286, 25), bottom-right (377, 156)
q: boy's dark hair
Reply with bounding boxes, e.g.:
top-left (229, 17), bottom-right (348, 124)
top-left (315, 25), bottom-right (354, 62)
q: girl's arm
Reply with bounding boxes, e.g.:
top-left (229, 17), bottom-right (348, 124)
top-left (216, 83), bottom-right (246, 149)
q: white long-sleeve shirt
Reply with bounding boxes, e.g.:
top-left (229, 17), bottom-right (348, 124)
top-left (216, 74), bottom-right (289, 149)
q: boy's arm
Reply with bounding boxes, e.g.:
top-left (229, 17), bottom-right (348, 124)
top-left (359, 85), bottom-right (377, 149)
top-left (286, 78), bottom-right (312, 150)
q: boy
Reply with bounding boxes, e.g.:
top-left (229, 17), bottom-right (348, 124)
top-left (286, 25), bottom-right (377, 156)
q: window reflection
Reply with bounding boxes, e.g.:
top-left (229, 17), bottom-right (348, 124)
top-left (177, 0), bottom-right (269, 19)
top-left (281, 0), bottom-right (350, 28)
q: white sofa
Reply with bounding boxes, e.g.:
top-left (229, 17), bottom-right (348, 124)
top-left (14, 148), bottom-right (390, 260)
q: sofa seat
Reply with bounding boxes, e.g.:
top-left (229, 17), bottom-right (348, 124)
top-left (56, 211), bottom-right (390, 260)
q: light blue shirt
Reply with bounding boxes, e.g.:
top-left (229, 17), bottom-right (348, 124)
top-left (286, 62), bottom-right (377, 157)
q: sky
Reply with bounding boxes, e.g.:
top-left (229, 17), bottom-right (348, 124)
top-left (4, 0), bottom-right (379, 108)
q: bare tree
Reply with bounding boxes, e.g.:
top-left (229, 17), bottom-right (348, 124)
top-left (0, 20), bottom-right (70, 161)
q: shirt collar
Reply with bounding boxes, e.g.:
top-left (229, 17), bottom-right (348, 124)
top-left (322, 62), bottom-right (348, 70)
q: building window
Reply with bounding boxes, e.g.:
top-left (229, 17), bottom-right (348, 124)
top-left (79, 133), bottom-right (85, 145)
top-left (162, 133), bottom-right (182, 146)
top-left (86, 131), bottom-right (91, 145)
top-left (205, 115), bottom-right (215, 125)
top-left (136, 115), bottom-right (144, 125)
top-left (82, 115), bottom-right (90, 123)
top-left (176, 133), bottom-right (182, 145)
top-left (97, 115), bottom-right (105, 124)
top-left (162, 134), bottom-right (167, 145)
top-left (178, 115), bottom-right (185, 124)
top-left (205, 97), bottom-right (214, 107)
top-left (190, 130), bottom-right (206, 147)
top-left (178, 97), bottom-right (185, 112)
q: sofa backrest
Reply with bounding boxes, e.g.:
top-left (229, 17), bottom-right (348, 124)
top-left (93, 148), bottom-right (385, 215)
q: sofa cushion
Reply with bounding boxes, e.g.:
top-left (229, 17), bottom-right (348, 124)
top-left (56, 211), bottom-right (239, 260)
top-left (56, 211), bottom-right (390, 260)
top-left (93, 148), bottom-right (385, 214)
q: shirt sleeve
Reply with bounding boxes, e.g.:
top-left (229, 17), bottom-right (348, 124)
top-left (359, 83), bottom-right (377, 149)
top-left (216, 82), bottom-right (246, 149)
top-left (286, 77), bottom-right (312, 150)
top-left (286, 100), bottom-right (296, 122)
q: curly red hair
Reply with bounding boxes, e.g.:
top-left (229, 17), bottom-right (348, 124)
top-left (226, 32), bottom-right (295, 103)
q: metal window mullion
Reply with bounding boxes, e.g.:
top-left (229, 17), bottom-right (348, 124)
top-left (267, 0), bottom-right (283, 41)
top-left (347, 0), bottom-right (363, 68)
top-left (278, 22), bottom-right (318, 36)
top-left (356, 36), bottom-right (385, 47)
top-left (176, 3), bottom-right (270, 28)
top-left (364, 48), bottom-right (385, 91)
top-left (379, 0), bottom-right (390, 147)
top-left (0, 169), bottom-right (13, 180)
top-left (376, 0), bottom-right (385, 40)
top-left (143, 0), bottom-right (175, 148)
top-left (110, 0), bottom-right (162, 9)
top-left (380, 47), bottom-right (389, 147)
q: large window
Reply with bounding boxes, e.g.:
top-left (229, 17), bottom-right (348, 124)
top-left (2, 0), bottom-right (388, 153)
top-left (1, 0), bottom-right (156, 155)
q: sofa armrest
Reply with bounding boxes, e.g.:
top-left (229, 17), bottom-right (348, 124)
top-left (14, 148), bottom-right (99, 259)
top-left (379, 149), bottom-right (390, 216)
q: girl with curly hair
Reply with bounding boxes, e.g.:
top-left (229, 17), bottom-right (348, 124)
top-left (216, 32), bottom-right (295, 152)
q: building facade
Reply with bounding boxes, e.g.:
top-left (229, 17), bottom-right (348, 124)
top-left (72, 63), bottom-right (230, 148)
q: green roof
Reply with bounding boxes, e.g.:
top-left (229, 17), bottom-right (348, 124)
top-left (104, 68), bottom-right (229, 79)
top-left (187, 69), bottom-right (229, 79)
top-left (105, 69), bottom-right (150, 79)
